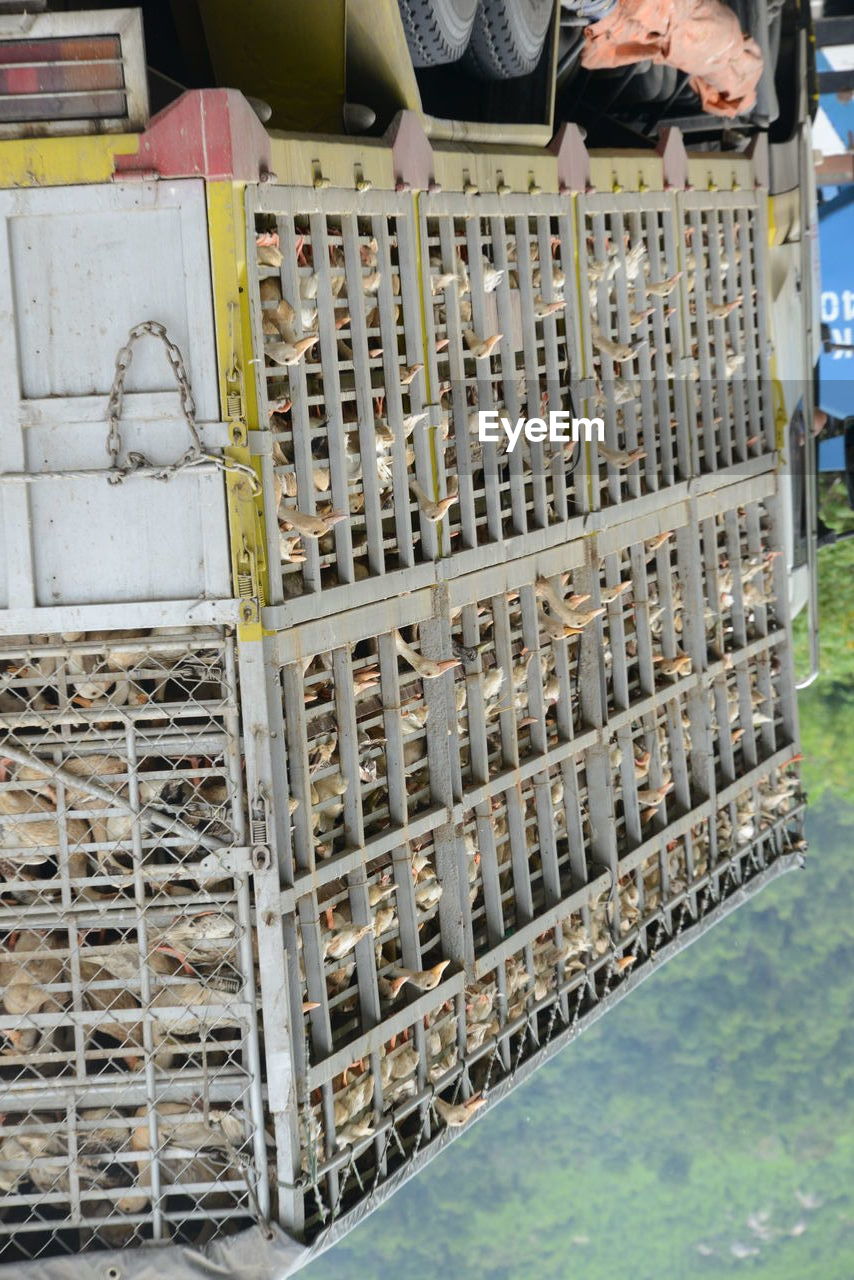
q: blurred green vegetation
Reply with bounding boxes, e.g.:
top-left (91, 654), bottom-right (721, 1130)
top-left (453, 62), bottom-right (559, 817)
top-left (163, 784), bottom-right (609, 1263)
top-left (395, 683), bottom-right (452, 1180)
top-left (818, 475), bottom-right (854, 536)
top-left (793, 537), bottom-right (854, 799)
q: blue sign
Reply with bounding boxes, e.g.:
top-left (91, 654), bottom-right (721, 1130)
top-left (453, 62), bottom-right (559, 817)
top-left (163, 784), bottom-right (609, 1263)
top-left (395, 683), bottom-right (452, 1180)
top-left (818, 185), bottom-right (854, 419)
top-left (819, 47), bottom-right (854, 417)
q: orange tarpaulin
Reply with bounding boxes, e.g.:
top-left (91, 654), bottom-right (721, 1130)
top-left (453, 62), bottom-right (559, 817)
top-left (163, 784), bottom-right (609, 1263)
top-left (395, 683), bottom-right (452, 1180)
top-left (580, 0), bottom-right (764, 118)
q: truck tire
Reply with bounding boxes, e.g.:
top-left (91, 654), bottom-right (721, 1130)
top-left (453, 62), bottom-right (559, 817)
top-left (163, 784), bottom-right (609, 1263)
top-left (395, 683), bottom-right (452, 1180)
top-left (464, 0), bottom-right (553, 80)
top-left (397, 0), bottom-right (479, 67)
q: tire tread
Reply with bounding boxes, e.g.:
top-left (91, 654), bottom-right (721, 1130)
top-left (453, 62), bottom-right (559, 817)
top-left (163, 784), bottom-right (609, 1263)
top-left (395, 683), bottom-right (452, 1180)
top-left (398, 0), bottom-right (478, 68)
top-left (465, 0), bottom-right (552, 80)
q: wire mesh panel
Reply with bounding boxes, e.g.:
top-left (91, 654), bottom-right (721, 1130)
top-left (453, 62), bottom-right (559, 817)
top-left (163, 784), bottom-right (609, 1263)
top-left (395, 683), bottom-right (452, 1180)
top-left (0, 628), bottom-right (268, 1263)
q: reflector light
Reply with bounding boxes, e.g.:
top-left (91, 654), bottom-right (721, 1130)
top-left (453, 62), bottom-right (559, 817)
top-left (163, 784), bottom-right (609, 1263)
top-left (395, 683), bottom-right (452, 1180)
top-left (0, 35), bottom-right (125, 122)
top-left (0, 13), bottom-right (148, 135)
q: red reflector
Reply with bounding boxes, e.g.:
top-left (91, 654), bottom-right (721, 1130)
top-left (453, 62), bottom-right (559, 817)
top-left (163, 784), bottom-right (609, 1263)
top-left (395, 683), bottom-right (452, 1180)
top-left (0, 35), bottom-right (121, 65)
top-left (0, 62), bottom-right (124, 95)
top-left (0, 90), bottom-right (126, 123)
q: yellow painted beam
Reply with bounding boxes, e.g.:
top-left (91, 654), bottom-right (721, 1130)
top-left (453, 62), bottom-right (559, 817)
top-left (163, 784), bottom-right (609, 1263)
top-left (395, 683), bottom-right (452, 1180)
top-left (430, 145), bottom-right (559, 195)
top-left (765, 194), bottom-right (792, 454)
top-left (266, 133), bottom-right (396, 192)
top-left (588, 150), bottom-right (666, 195)
top-left (685, 148), bottom-right (753, 194)
top-left (206, 180), bottom-right (269, 642)
top-left (0, 134), bottom-right (138, 189)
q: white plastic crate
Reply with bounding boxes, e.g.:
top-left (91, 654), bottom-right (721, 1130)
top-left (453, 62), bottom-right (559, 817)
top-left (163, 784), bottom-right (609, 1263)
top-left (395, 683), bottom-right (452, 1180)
top-left (248, 182), bottom-right (775, 613)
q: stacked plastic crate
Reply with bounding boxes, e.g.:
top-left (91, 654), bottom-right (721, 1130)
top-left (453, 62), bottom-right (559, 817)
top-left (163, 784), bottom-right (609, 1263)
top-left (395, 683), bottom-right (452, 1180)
top-left (245, 159), bottom-right (804, 1249)
top-left (0, 125), bottom-right (805, 1274)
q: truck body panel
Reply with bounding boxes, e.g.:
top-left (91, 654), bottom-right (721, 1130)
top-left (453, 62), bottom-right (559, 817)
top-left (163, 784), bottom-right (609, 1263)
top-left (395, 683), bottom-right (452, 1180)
top-left (0, 179), bottom-right (231, 627)
top-left (0, 89), bottom-right (806, 1277)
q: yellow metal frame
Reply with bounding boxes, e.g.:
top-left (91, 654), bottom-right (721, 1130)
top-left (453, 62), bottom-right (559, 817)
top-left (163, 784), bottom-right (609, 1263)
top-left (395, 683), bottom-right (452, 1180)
top-left (0, 115), bottom-right (760, 200)
top-left (766, 192), bottom-right (794, 455)
top-left (685, 148), bottom-right (754, 194)
top-left (0, 134), bottom-right (138, 188)
top-left (206, 181), bottom-right (270, 642)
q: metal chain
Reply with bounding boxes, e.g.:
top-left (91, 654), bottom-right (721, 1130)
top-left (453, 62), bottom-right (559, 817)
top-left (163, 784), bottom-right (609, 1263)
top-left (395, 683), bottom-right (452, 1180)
top-left (674, 902), bottom-right (689, 938)
top-left (481, 1040), bottom-right (502, 1094)
top-left (410, 1098), bottom-right (432, 1160)
top-left (106, 321), bottom-right (201, 469)
top-left (370, 1119), bottom-right (406, 1193)
top-left (104, 320), bottom-right (260, 493)
top-left (511, 1018), bottom-right (531, 1074)
top-left (570, 984), bottom-right (584, 1029)
top-left (309, 1179), bottom-right (329, 1225)
top-left (222, 1133), bottom-right (274, 1241)
top-left (330, 1148), bottom-right (360, 1218)
top-left (543, 998), bottom-right (560, 1045)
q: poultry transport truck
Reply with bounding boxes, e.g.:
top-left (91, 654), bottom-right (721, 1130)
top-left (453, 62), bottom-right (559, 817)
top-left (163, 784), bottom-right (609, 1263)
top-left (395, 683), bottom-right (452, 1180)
top-left (0, 2), bottom-right (810, 1276)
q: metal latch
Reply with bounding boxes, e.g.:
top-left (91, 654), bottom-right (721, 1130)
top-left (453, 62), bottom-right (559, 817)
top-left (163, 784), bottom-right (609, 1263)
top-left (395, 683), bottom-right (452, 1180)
top-left (225, 310), bottom-right (245, 420)
top-left (236, 534), bottom-right (259, 602)
top-left (197, 845), bottom-right (270, 880)
top-left (249, 788), bottom-right (272, 847)
top-left (226, 379), bottom-right (244, 422)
